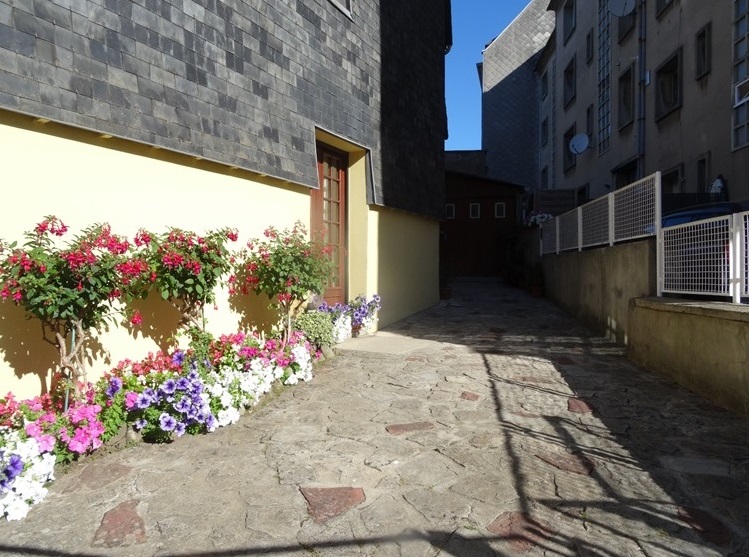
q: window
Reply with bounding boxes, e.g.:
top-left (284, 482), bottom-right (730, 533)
top-left (695, 23), bottom-right (711, 79)
top-left (577, 184), bottom-right (590, 204)
top-left (540, 70), bottom-right (549, 99)
top-left (597, 3), bottom-right (612, 154)
top-left (617, 11), bottom-right (636, 42)
top-left (563, 56), bottom-right (576, 107)
top-left (654, 49), bottom-right (682, 121)
top-left (563, 125), bottom-right (577, 172)
top-left (618, 64), bottom-right (635, 128)
top-left (661, 165), bottom-right (683, 194)
top-left (540, 166), bottom-right (549, 189)
top-left (586, 29), bottom-right (594, 64)
top-left (586, 103), bottom-right (595, 144)
top-left (444, 203), bottom-right (455, 219)
top-left (541, 117), bottom-right (549, 146)
top-left (469, 203), bottom-right (480, 219)
top-left (328, 0), bottom-right (352, 16)
top-left (735, 0), bottom-right (749, 148)
top-left (494, 203), bottom-right (506, 218)
top-left (655, 0), bottom-right (674, 18)
top-left (563, 0), bottom-right (576, 44)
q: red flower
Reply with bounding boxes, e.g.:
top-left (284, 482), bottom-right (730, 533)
top-left (130, 312), bottom-right (142, 326)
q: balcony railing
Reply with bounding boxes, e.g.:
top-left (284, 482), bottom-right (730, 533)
top-left (540, 171), bottom-right (748, 303)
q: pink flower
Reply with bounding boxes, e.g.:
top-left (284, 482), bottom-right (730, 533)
top-left (37, 434), bottom-right (56, 453)
top-left (125, 391), bottom-right (138, 410)
top-left (131, 311), bottom-right (142, 326)
top-left (25, 421), bottom-right (42, 438)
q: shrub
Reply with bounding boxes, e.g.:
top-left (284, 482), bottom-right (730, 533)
top-left (293, 310), bottom-right (334, 350)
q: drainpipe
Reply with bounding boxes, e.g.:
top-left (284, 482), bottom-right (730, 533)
top-left (636, 0), bottom-right (647, 178)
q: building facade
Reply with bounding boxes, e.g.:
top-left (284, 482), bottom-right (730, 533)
top-left (0, 0), bottom-right (451, 398)
top-left (487, 0), bottom-right (749, 208)
top-left (480, 0), bottom-right (554, 187)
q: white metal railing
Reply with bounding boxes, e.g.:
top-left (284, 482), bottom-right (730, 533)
top-left (659, 212), bottom-right (748, 303)
top-left (539, 171), bottom-right (748, 304)
top-left (540, 171), bottom-right (661, 254)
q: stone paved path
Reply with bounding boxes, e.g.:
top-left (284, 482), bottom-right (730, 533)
top-left (2, 278), bottom-right (748, 556)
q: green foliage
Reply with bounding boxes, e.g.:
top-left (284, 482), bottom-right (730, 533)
top-left (0, 217), bottom-right (131, 387)
top-left (232, 221), bottom-right (335, 340)
top-left (293, 310), bottom-right (335, 349)
top-left (126, 227), bottom-right (238, 331)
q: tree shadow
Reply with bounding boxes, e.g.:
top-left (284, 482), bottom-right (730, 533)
top-left (384, 277), bottom-right (749, 556)
top-left (0, 302), bottom-right (108, 395)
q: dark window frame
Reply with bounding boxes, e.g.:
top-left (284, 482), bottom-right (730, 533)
top-left (617, 10), bottom-right (636, 43)
top-left (618, 64), bottom-right (635, 129)
top-left (563, 0), bottom-right (576, 44)
top-left (328, 0), bottom-right (352, 18)
top-left (563, 125), bottom-right (577, 173)
top-left (444, 203), bottom-right (455, 220)
top-left (469, 203), bottom-right (481, 219)
top-left (540, 70), bottom-right (549, 99)
top-left (695, 22), bottom-right (711, 80)
top-left (563, 55), bottom-right (577, 108)
top-left (494, 202), bottom-right (506, 219)
top-left (654, 48), bottom-right (683, 121)
top-left (655, 0), bottom-right (675, 19)
top-left (541, 117), bottom-right (549, 146)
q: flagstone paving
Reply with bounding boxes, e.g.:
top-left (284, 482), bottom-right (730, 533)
top-left (2, 278), bottom-right (748, 556)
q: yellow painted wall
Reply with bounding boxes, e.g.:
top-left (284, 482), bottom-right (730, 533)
top-left (0, 112), bottom-right (310, 399)
top-left (370, 208), bottom-right (440, 327)
top-left (1, 114), bottom-right (441, 400)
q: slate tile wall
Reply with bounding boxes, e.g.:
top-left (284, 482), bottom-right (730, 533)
top-left (0, 0), bottom-right (447, 217)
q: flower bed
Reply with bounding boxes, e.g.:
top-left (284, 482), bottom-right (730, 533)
top-left (0, 330), bottom-right (316, 520)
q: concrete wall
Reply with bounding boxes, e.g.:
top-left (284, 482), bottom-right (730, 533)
top-left (544, 238), bottom-right (656, 344)
top-left (628, 299), bottom-right (749, 415)
top-left (543, 236), bottom-right (749, 415)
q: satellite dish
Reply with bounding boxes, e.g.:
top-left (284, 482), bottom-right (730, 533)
top-left (569, 133), bottom-right (590, 155)
top-left (609, 0), bottom-right (635, 17)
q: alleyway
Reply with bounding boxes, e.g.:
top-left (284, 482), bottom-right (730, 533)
top-left (2, 278), bottom-right (747, 556)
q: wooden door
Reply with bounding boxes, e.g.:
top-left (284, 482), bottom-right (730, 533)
top-left (312, 145), bottom-right (347, 304)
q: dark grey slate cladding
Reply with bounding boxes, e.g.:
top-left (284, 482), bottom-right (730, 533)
top-left (0, 0), bottom-right (448, 217)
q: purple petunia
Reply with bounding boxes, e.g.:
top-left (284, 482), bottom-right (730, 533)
top-left (175, 377), bottom-right (190, 391)
top-left (160, 378), bottom-right (177, 396)
top-left (105, 377), bottom-right (123, 398)
top-left (159, 413), bottom-right (177, 432)
top-left (134, 419), bottom-right (148, 431)
top-left (171, 350), bottom-right (185, 367)
top-left (1, 454), bottom-right (24, 490)
top-left (174, 422), bottom-right (186, 437)
top-left (174, 397), bottom-right (191, 414)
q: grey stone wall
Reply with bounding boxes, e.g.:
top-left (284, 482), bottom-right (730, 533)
top-left (481, 0), bottom-right (553, 188)
top-left (0, 0), bottom-right (448, 217)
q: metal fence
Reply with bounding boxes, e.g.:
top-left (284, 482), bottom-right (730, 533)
top-left (539, 171), bottom-right (748, 304)
top-left (540, 172), bottom-right (661, 254)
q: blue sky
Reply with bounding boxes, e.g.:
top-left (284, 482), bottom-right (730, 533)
top-left (445, 0), bottom-right (532, 151)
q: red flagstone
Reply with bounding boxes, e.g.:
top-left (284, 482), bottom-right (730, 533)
top-left (92, 499), bottom-right (146, 547)
top-left (487, 511), bottom-right (555, 552)
top-left (70, 463), bottom-right (132, 492)
top-left (300, 487), bottom-right (366, 524)
top-left (568, 397), bottom-right (595, 413)
top-left (460, 391), bottom-right (480, 401)
top-left (385, 421), bottom-right (435, 435)
top-left (678, 506), bottom-right (732, 547)
top-left (535, 452), bottom-right (596, 476)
